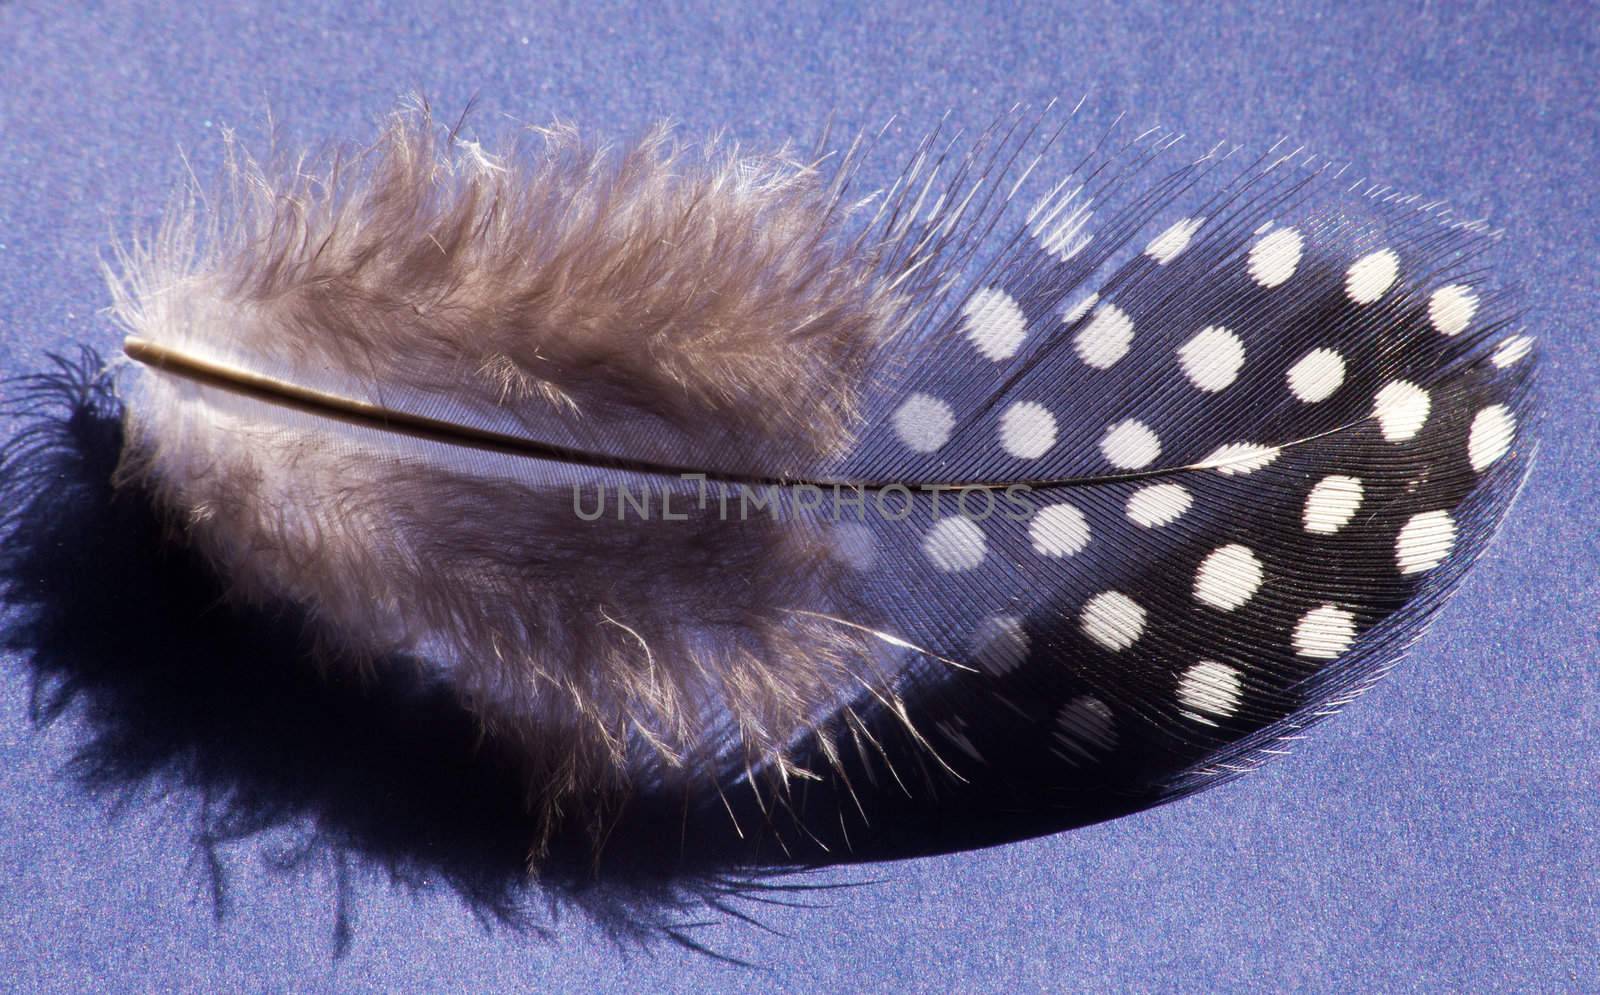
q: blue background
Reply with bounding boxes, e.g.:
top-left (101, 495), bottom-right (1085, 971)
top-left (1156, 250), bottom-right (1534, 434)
top-left (0, 1), bottom-right (1595, 990)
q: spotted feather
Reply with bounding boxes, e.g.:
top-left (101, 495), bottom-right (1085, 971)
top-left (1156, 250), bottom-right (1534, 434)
top-left (757, 113), bottom-right (1534, 856)
top-left (45, 99), bottom-right (1533, 857)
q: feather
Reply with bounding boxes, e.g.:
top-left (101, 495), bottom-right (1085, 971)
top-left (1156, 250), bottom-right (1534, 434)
top-left (99, 98), bottom-right (1534, 855)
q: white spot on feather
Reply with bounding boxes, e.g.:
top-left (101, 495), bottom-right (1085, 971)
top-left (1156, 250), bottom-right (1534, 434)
top-left (1492, 335), bottom-right (1534, 368)
top-left (1293, 605), bottom-right (1357, 659)
top-left (1177, 326), bottom-right (1245, 392)
top-left (1468, 404), bottom-right (1515, 471)
top-left (1429, 284), bottom-right (1478, 336)
top-left (1145, 217), bottom-right (1204, 264)
top-left (1080, 591), bottom-right (1145, 651)
top-left (970, 615), bottom-right (1029, 675)
top-left (1100, 419), bottom-right (1161, 469)
top-left (922, 517), bottom-right (986, 572)
top-left (1395, 510), bottom-right (1456, 574)
top-left (999, 401), bottom-right (1058, 459)
top-left (1303, 475), bottom-right (1364, 534)
top-left (1287, 348), bottom-right (1345, 402)
top-left (1345, 248), bottom-right (1399, 304)
top-left (1248, 227), bottom-right (1303, 287)
top-left (961, 287), bottom-right (1028, 360)
top-left (1198, 442), bottom-right (1279, 475)
top-left (1126, 483), bottom-right (1192, 528)
top-left (1193, 544), bottom-right (1264, 611)
top-left (1075, 303), bottom-right (1135, 369)
top-left (1178, 661), bottom-right (1244, 723)
top-left (1373, 381), bottom-right (1431, 441)
top-left (893, 392), bottom-right (954, 452)
top-left (1029, 502), bottom-right (1090, 557)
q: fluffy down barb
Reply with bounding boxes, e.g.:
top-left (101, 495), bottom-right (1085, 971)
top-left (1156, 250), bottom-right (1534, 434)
top-left (109, 103), bottom-right (927, 474)
top-left (107, 104), bottom-right (952, 842)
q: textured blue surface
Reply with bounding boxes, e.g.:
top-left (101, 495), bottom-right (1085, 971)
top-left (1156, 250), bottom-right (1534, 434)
top-left (1, 1), bottom-right (1596, 991)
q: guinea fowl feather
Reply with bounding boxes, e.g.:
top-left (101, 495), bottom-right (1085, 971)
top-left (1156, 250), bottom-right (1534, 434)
top-left (98, 99), bottom-right (1534, 852)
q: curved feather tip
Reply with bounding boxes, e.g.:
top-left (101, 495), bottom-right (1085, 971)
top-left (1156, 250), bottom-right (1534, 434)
top-left (99, 98), bottom-right (1535, 857)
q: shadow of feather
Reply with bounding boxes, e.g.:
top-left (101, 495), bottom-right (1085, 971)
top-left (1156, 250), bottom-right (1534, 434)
top-left (0, 349), bottom-right (856, 962)
top-left (0, 349), bottom-right (1205, 963)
